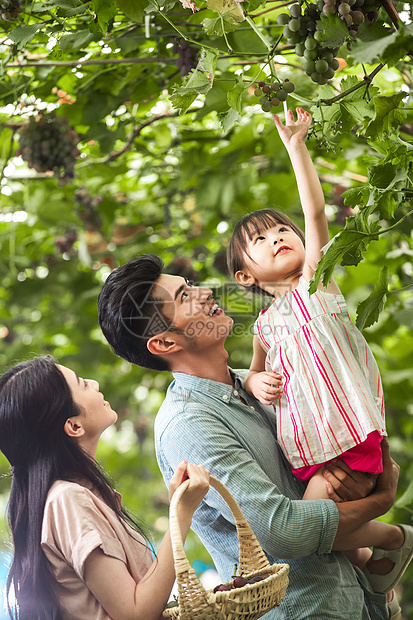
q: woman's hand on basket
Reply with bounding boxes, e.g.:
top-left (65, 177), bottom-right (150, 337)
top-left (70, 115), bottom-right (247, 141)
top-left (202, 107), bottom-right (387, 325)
top-left (169, 460), bottom-right (210, 515)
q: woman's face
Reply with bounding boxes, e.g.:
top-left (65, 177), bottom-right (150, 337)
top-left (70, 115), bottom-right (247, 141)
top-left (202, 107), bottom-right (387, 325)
top-left (58, 365), bottom-right (118, 441)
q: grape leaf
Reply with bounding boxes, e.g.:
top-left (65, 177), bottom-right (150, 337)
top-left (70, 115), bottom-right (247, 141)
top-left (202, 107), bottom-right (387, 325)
top-left (243, 0), bottom-right (265, 12)
top-left (356, 20), bottom-right (392, 43)
top-left (227, 79), bottom-right (245, 113)
top-left (348, 24), bottom-right (413, 66)
top-left (365, 92), bottom-right (407, 140)
top-left (355, 266), bottom-right (388, 330)
top-left (310, 100), bottom-right (341, 134)
top-left (7, 24), bottom-right (43, 48)
top-left (207, 0), bottom-right (245, 22)
top-left (310, 209), bottom-right (380, 292)
top-left (317, 13), bottom-right (348, 49)
top-left (170, 50), bottom-right (218, 114)
top-left (341, 99), bottom-right (374, 124)
top-left (91, 0), bottom-right (117, 32)
top-left (342, 186), bottom-right (370, 208)
top-left (202, 15), bottom-right (239, 35)
top-left (368, 161), bottom-right (407, 190)
top-left (219, 108), bottom-right (241, 135)
top-left (59, 29), bottom-right (96, 50)
top-left (117, 0), bottom-right (149, 22)
top-left (44, 0), bottom-right (80, 8)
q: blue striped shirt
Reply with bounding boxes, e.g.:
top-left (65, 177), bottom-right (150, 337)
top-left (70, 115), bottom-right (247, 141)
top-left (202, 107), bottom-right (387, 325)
top-left (155, 369), bottom-right (389, 619)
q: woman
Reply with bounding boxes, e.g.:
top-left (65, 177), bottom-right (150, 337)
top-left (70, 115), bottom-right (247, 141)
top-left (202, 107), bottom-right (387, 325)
top-left (0, 356), bottom-right (209, 620)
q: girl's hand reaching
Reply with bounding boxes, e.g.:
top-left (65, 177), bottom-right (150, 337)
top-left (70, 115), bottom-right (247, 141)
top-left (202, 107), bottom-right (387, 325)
top-left (273, 107), bottom-right (312, 151)
top-left (169, 461), bottom-right (210, 517)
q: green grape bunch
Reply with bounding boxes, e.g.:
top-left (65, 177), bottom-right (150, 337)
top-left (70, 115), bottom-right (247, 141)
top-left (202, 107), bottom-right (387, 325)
top-left (254, 79), bottom-right (296, 113)
top-left (277, 0), bottom-right (380, 84)
top-left (1, 0), bottom-right (23, 20)
top-left (16, 112), bottom-right (81, 184)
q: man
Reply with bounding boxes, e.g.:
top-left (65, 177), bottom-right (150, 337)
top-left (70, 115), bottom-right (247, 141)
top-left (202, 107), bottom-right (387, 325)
top-left (98, 254), bottom-right (403, 620)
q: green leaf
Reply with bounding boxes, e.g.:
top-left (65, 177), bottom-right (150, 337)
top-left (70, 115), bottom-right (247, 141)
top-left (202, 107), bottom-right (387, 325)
top-left (7, 24), bottom-right (42, 48)
top-left (226, 79), bottom-right (245, 114)
top-left (202, 15), bottom-right (239, 36)
top-left (310, 100), bottom-right (341, 134)
top-left (317, 13), bottom-right (348, 49)
top-left (342, 187), bottom-right (370, 208)
top-left (356, 20), bottom-right (392, 43)
top-left (170, 50), bottom-right (218, 114)
top-left (355, 266), bottom-right (388, 330)
top-left (59, 29), bottom-right (96, 51)
top-left (368, 162), bottom-right (407, 190)
top-left (348, 32), bottom-right (395, 65)
top-left (310, 209), bottom-right (380, 291)
top-left (219, 108), bottom-right (240, 135)
top-left (364, 93), bottom-right (407, 140)
top-left (91, 0), bottom-right (117, 32)
top-left (117, 0), bottom-right (149, 22)
top-left (207, 0), bottom-right (245, 22)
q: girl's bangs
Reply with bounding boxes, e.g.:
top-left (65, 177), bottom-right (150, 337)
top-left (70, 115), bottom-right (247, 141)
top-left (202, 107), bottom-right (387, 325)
top-left (242, 211), bottom-right (282, 240)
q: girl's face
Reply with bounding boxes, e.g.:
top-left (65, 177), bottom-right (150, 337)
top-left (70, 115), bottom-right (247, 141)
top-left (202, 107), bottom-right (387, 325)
top-left (58, 365), bottom-right (118, 443)
top-left (237, 222), bottom-right (305, 294)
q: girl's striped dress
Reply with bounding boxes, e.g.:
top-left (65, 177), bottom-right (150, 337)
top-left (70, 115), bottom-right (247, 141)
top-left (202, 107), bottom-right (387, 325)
top-left (254, 276), bottom-right (386, 470)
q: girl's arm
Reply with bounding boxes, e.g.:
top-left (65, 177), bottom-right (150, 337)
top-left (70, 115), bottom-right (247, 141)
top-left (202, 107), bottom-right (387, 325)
top-left (83, 462), bottom-right (209, 620)
top-left (273, 108), bottom-right (340, 293)
top-left (245, 337), bottom-right (283, 405)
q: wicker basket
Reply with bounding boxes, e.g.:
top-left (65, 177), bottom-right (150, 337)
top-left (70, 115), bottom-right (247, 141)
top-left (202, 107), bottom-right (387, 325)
top-left (162, 475), bottom-right (289, 620)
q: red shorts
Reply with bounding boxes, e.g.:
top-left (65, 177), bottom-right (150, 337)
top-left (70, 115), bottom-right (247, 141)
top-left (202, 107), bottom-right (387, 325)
top-left (291, 431), bottom-right (384, 482)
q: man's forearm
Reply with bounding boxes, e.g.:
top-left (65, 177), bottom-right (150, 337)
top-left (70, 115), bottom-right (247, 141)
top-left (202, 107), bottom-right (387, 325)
top-left (333, 437), bottom-right (399, 546)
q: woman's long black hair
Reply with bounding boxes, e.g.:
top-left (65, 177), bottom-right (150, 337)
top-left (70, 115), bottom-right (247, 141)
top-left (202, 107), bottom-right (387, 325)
top-left (0, 356), bottom-right (150, 620)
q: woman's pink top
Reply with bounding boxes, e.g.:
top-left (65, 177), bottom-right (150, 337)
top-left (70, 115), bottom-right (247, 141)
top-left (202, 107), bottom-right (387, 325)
top-left (254, 276), bottom-right (386, 470)
top-left (41, 480), bottom-right (153, 620)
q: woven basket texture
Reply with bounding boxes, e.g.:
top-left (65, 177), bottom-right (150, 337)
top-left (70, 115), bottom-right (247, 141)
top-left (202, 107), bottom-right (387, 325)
top-left (162, 476), bottom-right (289, 620)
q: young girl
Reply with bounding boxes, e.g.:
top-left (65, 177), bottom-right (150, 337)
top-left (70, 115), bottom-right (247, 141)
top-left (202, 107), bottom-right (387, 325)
top-left (0, 356), bottom-right (209, 620)
top-left (227, 108), bottom-right (413, 589)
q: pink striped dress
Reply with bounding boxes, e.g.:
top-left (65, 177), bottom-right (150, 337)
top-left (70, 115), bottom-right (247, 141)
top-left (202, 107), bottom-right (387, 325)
top-left (254, 276), bottom-right (386, 471)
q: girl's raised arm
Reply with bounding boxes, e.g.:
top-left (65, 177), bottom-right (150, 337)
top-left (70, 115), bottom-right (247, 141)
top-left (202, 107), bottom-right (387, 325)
top-left (273, 108), bottom-right (338, 291)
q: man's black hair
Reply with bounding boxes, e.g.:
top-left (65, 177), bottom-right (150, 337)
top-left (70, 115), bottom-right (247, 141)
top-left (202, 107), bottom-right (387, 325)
top-left (98, 254), bottom-right (173, 371)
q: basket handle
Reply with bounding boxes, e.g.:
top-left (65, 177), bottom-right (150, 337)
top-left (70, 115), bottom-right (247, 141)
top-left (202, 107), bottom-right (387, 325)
top-left (169, 475), bottom-right (271, 576)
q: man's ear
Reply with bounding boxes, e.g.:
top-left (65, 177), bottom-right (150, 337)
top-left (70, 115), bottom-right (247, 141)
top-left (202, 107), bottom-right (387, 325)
top-left (64, 417), bottom-right (85, 439)
top-left (147, 332), bottom-right (184, 357)
top-left (235, 270), bottom-right (255, 288)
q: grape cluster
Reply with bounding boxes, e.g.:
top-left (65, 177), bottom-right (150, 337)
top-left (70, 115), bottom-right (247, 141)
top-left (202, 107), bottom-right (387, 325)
top-left (16, 112), bottom-right (80, 184)
top-left (55, 231), bottom-right (77, 254)
top-left (254, 79), bottom-right (295, 113)
top-left (277, 0), bottom-right (379, 84)
top-left (172, 38), bottom-right (198, 76)
top-left (1, 0), bottom-right (23, 21)
top-left (75, 188), bottom-right (103, 231)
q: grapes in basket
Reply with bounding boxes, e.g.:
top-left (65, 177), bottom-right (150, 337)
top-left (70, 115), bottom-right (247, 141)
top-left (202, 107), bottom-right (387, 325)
top-left (213, 572), bottom-right (270, 592)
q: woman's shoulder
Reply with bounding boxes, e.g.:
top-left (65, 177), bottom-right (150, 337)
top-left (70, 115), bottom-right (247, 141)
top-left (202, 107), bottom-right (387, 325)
top-left (46, 479), bottom-right (99, 509)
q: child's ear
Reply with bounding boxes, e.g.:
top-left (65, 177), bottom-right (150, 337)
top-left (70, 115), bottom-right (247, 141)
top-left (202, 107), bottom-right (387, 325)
top-left (235, 270), bottom-right (255, 288)
top-left (147, 332), bottom-right (183, 357)
top-left (64, 417), bottom-right (85, 438)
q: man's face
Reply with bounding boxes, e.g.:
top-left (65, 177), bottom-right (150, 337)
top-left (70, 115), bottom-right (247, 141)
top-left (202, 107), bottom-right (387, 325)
top-left (153, 274), bottom-right (233, 346)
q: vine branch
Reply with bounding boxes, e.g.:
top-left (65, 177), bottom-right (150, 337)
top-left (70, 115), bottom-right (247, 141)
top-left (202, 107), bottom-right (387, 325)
top-left (320, 64), bottom-right (385, 105)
